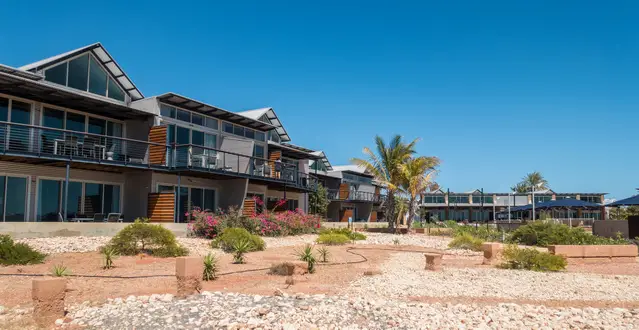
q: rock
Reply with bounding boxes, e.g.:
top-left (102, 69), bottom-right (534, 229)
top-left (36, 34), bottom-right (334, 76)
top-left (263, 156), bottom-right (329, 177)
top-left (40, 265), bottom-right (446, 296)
top-left (0, 306), bottom-right (5, 315)
top-left (274, 289), bottom-right (284, 297)
top-left (55, 318), bottom-right (64, 325)
top-left (253, 295), bottom-right (263, 303)
top-left (138, 295), bottom-right (150, 303)
top-left (126, 295), bottom-right (137, 303)
top-left (161, 294), bottom-right (174, 302)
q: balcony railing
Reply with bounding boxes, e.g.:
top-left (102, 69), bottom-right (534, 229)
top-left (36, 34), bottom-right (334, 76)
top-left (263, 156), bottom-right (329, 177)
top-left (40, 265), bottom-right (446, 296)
top-left (0, 121), bottom-right (166, 167)
top-left (0, 122), bottom-right (317, 190)
top-left (327, 189), bottom-right (386, 203)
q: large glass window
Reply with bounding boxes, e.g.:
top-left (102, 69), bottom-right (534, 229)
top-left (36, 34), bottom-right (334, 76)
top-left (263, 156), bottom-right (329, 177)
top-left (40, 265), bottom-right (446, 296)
top-left (177, 109), bottom-right (190, 122)
top-left (161, 105), bottom-right (176, 118)
top-left (255, 131), bottom-right (265, 141)
top-left (253, 144), bottom-right (264, 159)
top-left (0, 177), bottom-right (4, 220)
top-left (104, 185), bottom-right (121, 214)
top-left (204, 189), bottom-right (215, 211)
top-left (66, 112), bottom-right (86, 132)
top-left (233, 125), bottom-right (245, 136)
top-left (5, 177), bottom-right (27, 221)
top-left (9, 101), bottom-right (31, 151)
top-left (38, 179), bottom-right (62, 222)
top-left (245, 129), bottom-right (255, 139)
top-left (84, 183), bottom-right (103, 217)
top-left (68, 54), bottom-right (89, 91)
top-left (205, 117), bottom-right (218, 130)
top-left (0, 97), bottom-right (8, 121)
top-left (191, 114), bottom-right (204, 126)
top-left (107, 78), bottom-right (125, 101)
top-left (88, 117), bottom-right (106, 135)
top-left (449, 195), bottom-right (469, 204)
top-left (88, 56), bottom-right (107, 96)
top-left (10, 101), bottom-right (31, 124)
top-left (223, 122), bottom-right (233, 133)
top-left (423, 195), bottom-right (445, 204)
top-left (43, 108), bottom-right (64, 129)
top-left (472, 196), bottom-right (494, 204)
top-left (65, 182), bottom-right (82, 219)
top-left (45, 63), bottom-right (67, 85)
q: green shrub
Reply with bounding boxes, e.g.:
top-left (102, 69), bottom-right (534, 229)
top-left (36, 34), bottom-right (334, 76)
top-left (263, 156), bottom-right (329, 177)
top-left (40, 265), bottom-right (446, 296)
top-left (448, 233), bottom-right (484, 251)
top-left (319, 228), bottom-right (366, 241)
top-left (499, 244), bottom-right (567, 272)
top-left (316, 233), bottom-right (351, 245)
top-left (0, 234), bottom-right (46, 266)
top-left (102, 247), bottom-right (118, 269)
top-left (296, 244), bottom-right (316, 273)
top-left (211, 228), bottom-right (266, 252)
top-left (508, 221), bottom-right (628, 247)
top-left (453, 225), bottom-right (503, 242)
top-left (103, 218), bottom-right (188, 257)
top-left (52, 264), bottom-right (70, 277)
top-left (443, 220), bottom-right (459, 228)
top-left (232, 238), bottom-right (251, 264)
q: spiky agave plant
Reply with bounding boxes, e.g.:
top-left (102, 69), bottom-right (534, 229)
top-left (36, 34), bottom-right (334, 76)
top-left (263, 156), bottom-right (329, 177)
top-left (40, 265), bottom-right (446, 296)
top-left (202, 253), bottom-right (219, 281)
top-left (52, 264), bottom-right (70, 277)
top-left (232, 239), bottom-right (252, 264)
top-left (102, 247), bottom-right (118, 269)
top-left (317, 246), bottom-right (330, 263)
top-left (296, 244), bottom-right (317, 273)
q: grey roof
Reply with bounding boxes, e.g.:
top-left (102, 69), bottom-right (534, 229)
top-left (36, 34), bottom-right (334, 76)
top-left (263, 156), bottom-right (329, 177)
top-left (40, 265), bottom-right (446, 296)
top-left (20, 42), bottom-right (144, 101)
top-left (310, 150), bottom-right (333, 171)
top-left (236, 107), bottom-right (291, 142)
top-left (0, 64), bottom-right (43, 80)
top-left (268, 141), bottom-right (321, 159)
top-left (155, 93), bottom-right (275, 131)
top-left (329, 165), bottom-right (375, 178)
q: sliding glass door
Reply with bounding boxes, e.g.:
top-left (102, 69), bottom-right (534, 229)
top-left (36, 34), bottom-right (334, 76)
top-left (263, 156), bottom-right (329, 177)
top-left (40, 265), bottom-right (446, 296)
top-left (37, 179), bottom-right (121, 221)
top-left (0, 176), bottom-right (28, 222)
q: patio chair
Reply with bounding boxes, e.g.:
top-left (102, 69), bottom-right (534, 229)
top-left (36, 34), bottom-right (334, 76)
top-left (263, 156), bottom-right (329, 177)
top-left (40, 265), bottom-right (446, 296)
top-left (63, 135), bottom-right (80, 156)
top-left (263, 164), bottom-right (271, 177)
top-left (106, 213), bottom-right (123, 223)
top-left (82, 135), bottom-right (101, 159)
top-left (93, 213), bottom-right (105, 222)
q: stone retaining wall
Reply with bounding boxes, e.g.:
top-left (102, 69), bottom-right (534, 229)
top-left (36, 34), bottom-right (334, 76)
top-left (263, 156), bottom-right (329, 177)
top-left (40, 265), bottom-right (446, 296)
top-left (548, 244), bottom-right (638, 263)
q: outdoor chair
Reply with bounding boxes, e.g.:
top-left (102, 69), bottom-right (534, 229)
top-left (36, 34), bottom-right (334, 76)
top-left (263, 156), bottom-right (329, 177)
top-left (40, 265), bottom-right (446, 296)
top-left (63, 135), bottom-right (80, 156)
top-left (93, 213), bottom-right (105, 222)
top-left (106, 213), bottom-right (123, 223)
top-left (82, 135), bottom-right (103, 159)
top-left (263, 164), bottom-right (272, 177)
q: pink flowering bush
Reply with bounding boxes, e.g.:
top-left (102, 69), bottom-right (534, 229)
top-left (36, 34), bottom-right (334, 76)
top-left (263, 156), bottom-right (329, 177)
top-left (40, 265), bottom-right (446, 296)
top-left (187, 207), bottom-right (227, 239)
top-left (250, 209), bottom-right (322, 237)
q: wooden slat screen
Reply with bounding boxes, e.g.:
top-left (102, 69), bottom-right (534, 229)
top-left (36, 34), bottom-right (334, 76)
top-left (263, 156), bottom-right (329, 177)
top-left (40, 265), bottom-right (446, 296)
top-left (370, 211), bottom-right (377, 222)
top-left (148, 192), bottom-right (175, 222)
top-left (149, 125), bottom-right (167, 165)
top-left (268, 151), bottom-right (282, 178)
top-left (339, 183), bottom-right (350, 200)
top-left (243, 199), bottom-right (256, 217)
top-left (340, 209), bottom-right (353, 222)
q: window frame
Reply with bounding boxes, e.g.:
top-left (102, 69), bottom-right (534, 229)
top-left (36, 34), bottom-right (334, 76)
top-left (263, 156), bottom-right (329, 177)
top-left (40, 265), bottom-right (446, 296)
top-left (0, 173), bottom-right (31, 222)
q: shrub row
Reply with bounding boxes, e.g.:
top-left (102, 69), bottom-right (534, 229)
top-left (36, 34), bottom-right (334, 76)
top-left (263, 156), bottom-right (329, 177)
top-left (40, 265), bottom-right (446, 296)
top-left (508, 221), bottom-right (628, 247)
top-left (0, 234), bottom-right (46, 265)
top-left (211, 228), bottom-right (266, 252)
top-left (499, 245), bottom-right (567, 272)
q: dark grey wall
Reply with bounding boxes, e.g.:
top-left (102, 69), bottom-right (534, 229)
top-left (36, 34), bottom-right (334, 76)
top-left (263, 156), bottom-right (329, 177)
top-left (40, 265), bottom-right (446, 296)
top-left (593, 220), bottom-right (630, 238)
top-left (123, 171), bottom-right (153, 221)
top-left (218, 178), bottom-right (248, 210)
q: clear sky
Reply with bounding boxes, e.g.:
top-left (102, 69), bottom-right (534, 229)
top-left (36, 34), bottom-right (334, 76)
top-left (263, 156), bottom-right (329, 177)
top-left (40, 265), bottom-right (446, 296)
top-left (1, 1), bottom-right (637, 199)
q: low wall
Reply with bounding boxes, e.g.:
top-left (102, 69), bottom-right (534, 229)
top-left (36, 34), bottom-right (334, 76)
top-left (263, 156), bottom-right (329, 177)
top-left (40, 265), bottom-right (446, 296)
top-left (548, 244), bottom-right (638, 263)
top-left (321, 222), bottom-right (388, 229)
top-left (593, 220), bottom-right (629, 239)
top-left (0, 222), bottom-right (189, 238)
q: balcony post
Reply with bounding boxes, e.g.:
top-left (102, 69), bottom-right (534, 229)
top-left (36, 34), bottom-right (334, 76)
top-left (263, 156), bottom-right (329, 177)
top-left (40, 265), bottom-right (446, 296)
top-left (63, 162), bottom-right (69, 222)
top-left (176, 172), bottom-right (181, 223)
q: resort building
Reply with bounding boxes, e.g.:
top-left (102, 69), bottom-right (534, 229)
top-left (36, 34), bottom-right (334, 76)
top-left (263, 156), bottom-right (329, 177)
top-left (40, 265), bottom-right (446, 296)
top-left (0, 43), bottom-right (319, 223)
top-left (420, 189), bottom-right (607, 221)
top-left (310, 161), bottom-right (385, 222)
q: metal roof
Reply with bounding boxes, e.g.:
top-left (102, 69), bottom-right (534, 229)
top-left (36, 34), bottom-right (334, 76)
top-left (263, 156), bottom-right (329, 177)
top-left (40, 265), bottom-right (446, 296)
top-left (0, 64), bottom-right (43, 81)
top-left (268, 141), bottom-right (322, 160)
top-left (310, 150), bottom-right (333, 171)
top-left (156, 93), bottom-right (275, 131)
top-left (607, 194), bottom-right (639, 206)
top-left (0, 71), bottom-right (151, 120)
top-left (19, 42), bottom-right (144, 101)
top-left (236, 107), bottom-right (291, 142)
top-left (329, 165), bottom-right (374, 177)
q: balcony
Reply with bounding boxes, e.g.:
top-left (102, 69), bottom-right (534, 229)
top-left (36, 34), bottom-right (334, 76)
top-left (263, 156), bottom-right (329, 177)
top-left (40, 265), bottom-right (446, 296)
top-left (0, 122), bottom-right (317, 191)
top-left (327, 189), bottom-right (386, 203)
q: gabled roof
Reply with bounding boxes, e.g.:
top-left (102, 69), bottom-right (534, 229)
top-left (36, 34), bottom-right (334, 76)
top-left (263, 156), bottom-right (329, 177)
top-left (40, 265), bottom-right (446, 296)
top-left (19, 42), bottom-right (144, 101)
top-left (310, 151), bottom-right (333, 171)
top-left (156, 93), bottom-right (275, 131)
top-left (330, 165), bottom-right (374, 177)
top-left (236, 107), bottom-right (291, 142)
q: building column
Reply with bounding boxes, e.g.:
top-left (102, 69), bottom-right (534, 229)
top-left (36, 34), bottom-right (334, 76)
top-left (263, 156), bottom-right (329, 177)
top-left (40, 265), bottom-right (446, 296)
top-left (63, 162), bottom-right (70, 222)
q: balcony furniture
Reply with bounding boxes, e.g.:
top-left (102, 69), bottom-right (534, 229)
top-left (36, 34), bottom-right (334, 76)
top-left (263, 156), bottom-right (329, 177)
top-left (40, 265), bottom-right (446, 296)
top-left (106, 213), bottom-right (123, 223)
top-left (62, 135), bottom-right (81, 156)
top-left (263, 164), bottom-right (271, 177)
top-left (82, 135), bottom-right (106, 159)
top-left (71, 217), bottom-right (93, 222)
top-left (206, 153), bottom-right (218, 169)
top-left (191, 153), bottom-right (207, 168)
top-left (93, 213), bottom-right (105, 222)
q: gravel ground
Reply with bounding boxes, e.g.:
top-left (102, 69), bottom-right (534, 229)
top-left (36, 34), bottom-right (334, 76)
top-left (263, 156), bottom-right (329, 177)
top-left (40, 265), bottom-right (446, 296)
top-left (356, 233), bottom-right (482, 256)
top-left (60, 291), bottom-right (639, 329)
top-left (348, 252), bottom-right (639, 303)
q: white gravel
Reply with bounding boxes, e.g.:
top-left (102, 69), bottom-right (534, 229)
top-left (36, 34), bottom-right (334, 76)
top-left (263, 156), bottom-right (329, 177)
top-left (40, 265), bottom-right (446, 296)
top-left (355, 233), bottom-right (483, 256)
top-left (348, 252), bottom-right (639, 303)
top-left (58, 291), bottom-right (639, 329)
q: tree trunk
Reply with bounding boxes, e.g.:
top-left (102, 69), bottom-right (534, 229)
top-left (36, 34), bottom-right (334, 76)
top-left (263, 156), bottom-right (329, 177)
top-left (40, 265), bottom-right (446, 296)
top-left (386, 190), bottom-right (396, 230)
top-left (406, 197), bottom-right (416, 231)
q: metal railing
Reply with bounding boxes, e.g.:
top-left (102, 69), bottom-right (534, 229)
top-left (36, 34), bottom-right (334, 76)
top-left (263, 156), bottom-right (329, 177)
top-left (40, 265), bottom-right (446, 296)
top-left (327, 189), bottom-right (386, 203)
top-left (172, 144), bottom-right (316, 190)
top-left (0, 122), bottom-right (318, 190)
top-left (0, 121), bottom-right (165, 167)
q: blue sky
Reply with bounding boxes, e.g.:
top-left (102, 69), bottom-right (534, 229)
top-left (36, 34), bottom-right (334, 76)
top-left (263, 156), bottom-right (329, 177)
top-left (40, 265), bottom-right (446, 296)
top-left (1, 1), bottom-right (637, 199)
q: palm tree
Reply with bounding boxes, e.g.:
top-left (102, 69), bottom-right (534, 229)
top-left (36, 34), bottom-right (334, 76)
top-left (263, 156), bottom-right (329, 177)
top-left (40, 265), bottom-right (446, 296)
top-left (351, 135), bottom-right (417, 230)
top-left (399, 156), bottom-right (440, 230)
top-left (511, 171), bottom-right (549, 193)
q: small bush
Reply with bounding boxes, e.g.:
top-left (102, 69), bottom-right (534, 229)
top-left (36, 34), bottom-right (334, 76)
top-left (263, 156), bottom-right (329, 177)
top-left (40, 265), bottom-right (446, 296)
top-left (102, 247), bottom-right (118, 269)
top-left (316, 233), bottom-right (351, 245)
top-left (393, 238), bottom-right (400, 245)
top-left (499, 245), bottom-right (567, 272)
top-left (0, 234), bottom-right (46, 266)
top-left (104, 218), bottom-right (188, 257)
top-left (453, 225), bottom-right (503, 242)
top-left (52, 264), bottom-right (70, 277)
top-left (320, 228), bottom-right (366, 241)
top-left (211, 228), bottom-right (266, 252)
top-left (232, 238), bottom-right (251, 264)
top-left (296, 244), bottom-right (316, 273)
top-left (448, 233), bottom-right (485, 251)
top-left (508, 221), bottom-right (628, 247)
top-left (269, 262), bottom-right (295, 275)
top-left (203, 253), bottom-right (219, 281)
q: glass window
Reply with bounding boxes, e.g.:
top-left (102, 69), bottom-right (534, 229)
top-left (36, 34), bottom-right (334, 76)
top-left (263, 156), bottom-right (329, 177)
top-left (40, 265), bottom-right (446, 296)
top-left (160, 105), bottom-right (176, 118)
top-left (65, 182), bottom-right (82, 219)
top-left (176, 126), bottom-right (190, 144)
top-left (268, 130), bottom-right (280, 143)
top-left (10, 101), bottom-right (31, 124)
top-left (0, 177), bottom-right (4, 220)
top-left (158, 185), bottom-right (175, 193)
top-left (88, 56), bottom-right (107, 96)
top-left (233, 125), bottom-right (244, 136)
top-left (45, 63), bottom-right (67, 85)
top-left (88, 117), bottom-right (106, 135)
top-left (192, 114), bottom-right (204, 126)
top-left (66, 112), bottom-right (86, 132)
top-left (5, 177), bottom-right (26, 221)
top-left (103, 185), bottom-right (121, 214)
top-left (190, 188), bottom-right (203, 210)
top-left (43, 108), bottom-right (64, 129)
top-left (204, 189), bottom-right (215, 211)
top-left (204, 133), bottom-right (217, 150)
top-left (178, 187), bottom-right (188, 223)
top-left (205, 117), bottom-right (218, 130)
top-left (107, 122), bottom-right (122, 137)
top-left (177, 109), bottom-right (190, 122)
top-left (0, 97), bottom-right (7, 121)
top-left (253, 144), bottom-right (264, 158)
top-left (38, 179), bottom-right (61, 222)
top-left (68, 54), bottom-right (89, 91)
top-left (255, 131), bottom-right (265, 141)
top-left (107, 77), bottom-right (125, 101)
top-left (223, 122), bottom-right (233, 133)
top-left (423, 195), bottom-right (445, 204)
top-left (84, 183), bottom-right (103, 217)
top-left (192, 130), bottom-right (204, 145)
top-left (245, 129), bottom-right (255, 139)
